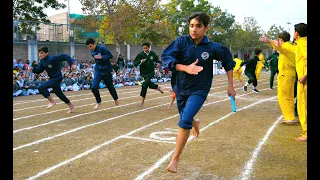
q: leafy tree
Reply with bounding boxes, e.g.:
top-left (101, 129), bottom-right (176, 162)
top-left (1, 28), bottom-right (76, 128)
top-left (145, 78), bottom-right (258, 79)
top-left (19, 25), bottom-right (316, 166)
top-left (13, 0), bottom-right (66, 35)
top-left (208, 6), bottom-right (235, 44)
top-left (266, 24), bottom-right (286, 39)
top-left (80, 0), bottom-right (175, 46)
top-left (163, 0), bottom-right (212, 37)
top-left (135, 0), bottom-right (176, 46)
top-left (162, 1), bottom-right (235, 46)
top-left (79, 0), bottom-right (117, 15)
top-left (73, 26), bottom-right (86, 43)
top-left (99, 1), bottom-right (140, 46)
top-left (227, 17), bottom-right (268, 55)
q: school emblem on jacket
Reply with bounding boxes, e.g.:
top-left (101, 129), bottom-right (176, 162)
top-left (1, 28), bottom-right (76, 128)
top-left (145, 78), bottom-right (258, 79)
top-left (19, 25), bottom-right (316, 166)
top-left (201, 52), bottom-right (209, 60)
top-left (150, 56), bottom-right (153, 60)
top-left (48, 64), bottom-right (52, 68)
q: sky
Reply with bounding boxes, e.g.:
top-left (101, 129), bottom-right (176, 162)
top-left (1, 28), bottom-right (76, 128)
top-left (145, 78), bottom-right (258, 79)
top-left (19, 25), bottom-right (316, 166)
top-left (44, 0), bottom-right (307, 37)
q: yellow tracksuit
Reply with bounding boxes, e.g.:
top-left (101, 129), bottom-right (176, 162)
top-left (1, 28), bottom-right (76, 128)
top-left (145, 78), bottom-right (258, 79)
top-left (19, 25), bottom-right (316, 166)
top-left (294, 37), bottom-right (307, 139)
top-left (270, 41), bottom-right (296, 121)
top-left (255, 53), bottom-right (265, 80)
top-left (233, 58), bottom-right (243, 80)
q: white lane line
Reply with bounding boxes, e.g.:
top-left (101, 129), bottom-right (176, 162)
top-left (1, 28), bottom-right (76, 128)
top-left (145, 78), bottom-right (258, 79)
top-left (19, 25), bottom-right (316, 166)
top-left (26, 135), bottom-right (126, 180)
top-left (14, 76), bottom-right (239, 106)
top-left (25, 114), bottom-right (180, 180)
top-left (135, 151), bottom-right (175, 180)
top-left (13, 96), bottom-right (166, 134)
top-left (14, 77), bottom-right (269, 118)
top-left (13, 102), bottom-right (169, 151)
top-left (13, 74), bottom-right (270, 109)
top-left (13, 80), bottom-right (249, 131)
top-left (239, 115), bottom-right (283, 180)
top-left (13, 83), bottom-right (171, 105)
top-left (13, 91), bottom-right (160, 121)
top-left (13, 85), bottom-right (171, 111)
top-left (124, 136), bottom-right (176, 144)
top-left (14, 84), bottom-right (271, 149)
top-left (25, 94), bottom-right (276, 180)
top-left (14, 72), bottom-right (269, 106)
top-left (134, 96), bottom-right (278, 180)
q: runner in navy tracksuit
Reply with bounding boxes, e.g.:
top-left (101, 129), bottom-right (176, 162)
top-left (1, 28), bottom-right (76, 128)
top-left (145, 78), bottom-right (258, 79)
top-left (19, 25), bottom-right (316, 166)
top-left (161, 12), bottom-right (236, 173)
top-left (85, 38), bottom-right (119, 110)
top-left (31, 46), bottom-right (76, 113)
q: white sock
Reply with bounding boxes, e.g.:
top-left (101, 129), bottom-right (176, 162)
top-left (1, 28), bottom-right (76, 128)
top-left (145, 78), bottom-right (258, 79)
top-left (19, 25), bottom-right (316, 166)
top-left (245, 82), bottom-right (248, 86)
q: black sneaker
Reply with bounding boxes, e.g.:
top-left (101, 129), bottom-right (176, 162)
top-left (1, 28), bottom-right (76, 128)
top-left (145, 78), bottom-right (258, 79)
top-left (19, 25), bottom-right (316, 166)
top-left (252, 89), bottom-right (259, 93)
top-left (243, 86), bottom-right (247, 92)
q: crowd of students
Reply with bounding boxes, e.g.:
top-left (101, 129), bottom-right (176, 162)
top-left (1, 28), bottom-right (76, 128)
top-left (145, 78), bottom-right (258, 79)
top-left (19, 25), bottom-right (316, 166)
top-left (13, 57), bottom-right (172, 97)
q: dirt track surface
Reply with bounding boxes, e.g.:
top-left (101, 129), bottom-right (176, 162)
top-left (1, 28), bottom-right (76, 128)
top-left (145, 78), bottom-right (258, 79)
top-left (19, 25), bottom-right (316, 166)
top-left (13, 71), bottom-right (306, 180)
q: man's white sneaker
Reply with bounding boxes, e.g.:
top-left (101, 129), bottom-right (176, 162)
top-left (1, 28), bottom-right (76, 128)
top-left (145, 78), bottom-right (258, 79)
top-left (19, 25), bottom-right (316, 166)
top-left (252, 89), bottom-right (259, 93)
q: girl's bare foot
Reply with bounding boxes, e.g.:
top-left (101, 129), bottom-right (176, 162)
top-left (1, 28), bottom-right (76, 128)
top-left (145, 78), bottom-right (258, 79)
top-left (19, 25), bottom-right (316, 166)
top-left (94, 103), bottom-right (101, 110)
top-left (67, 103), bottom-right (75, 113)
top-left (46, 100), bottom-right (56, 109)
top-left (166, 159), bottom-right (178, 173)
top-left (115, 100), bottom-right (119, 106)
top-left (192, 119), bottom-right (200, 138)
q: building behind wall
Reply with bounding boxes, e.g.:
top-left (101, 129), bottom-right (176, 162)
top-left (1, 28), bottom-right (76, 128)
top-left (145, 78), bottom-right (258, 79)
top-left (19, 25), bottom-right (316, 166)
top-left (38, 12), bottom-right (69, 42)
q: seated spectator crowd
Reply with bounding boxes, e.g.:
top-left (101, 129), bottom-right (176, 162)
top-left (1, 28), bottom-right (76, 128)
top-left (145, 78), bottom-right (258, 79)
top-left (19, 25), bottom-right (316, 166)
top-left (13, 58), bottom-right (172, 97)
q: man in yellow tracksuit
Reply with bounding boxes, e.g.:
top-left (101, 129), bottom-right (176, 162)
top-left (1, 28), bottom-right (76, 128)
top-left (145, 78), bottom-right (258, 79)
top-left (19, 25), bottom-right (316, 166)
top-left (233, 54), bottom-right (244, 87)
top-left (260, 23), bottom-right (307, 142)
top-left (292, 23), bottom-right (307, 142)
top-left (259, 31), bottom-right (298, 125)
top-left (255, 52), bottom-right (265, 80)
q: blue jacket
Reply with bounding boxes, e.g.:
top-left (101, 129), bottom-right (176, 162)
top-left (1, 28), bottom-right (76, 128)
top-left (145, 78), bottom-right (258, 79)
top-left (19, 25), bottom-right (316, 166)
top-left (33, 54), bottom-right (74, 79)
top-left (90, 45), bottom-right (113, 74)
top-left (161, 35), bottom-right (234, 96)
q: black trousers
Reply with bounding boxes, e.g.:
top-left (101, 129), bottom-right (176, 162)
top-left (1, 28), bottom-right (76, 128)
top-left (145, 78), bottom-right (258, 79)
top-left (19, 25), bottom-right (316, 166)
top-left (245, 71), bottom-right (257, 87)
top-left (140, 73), bottom-right (158, 98)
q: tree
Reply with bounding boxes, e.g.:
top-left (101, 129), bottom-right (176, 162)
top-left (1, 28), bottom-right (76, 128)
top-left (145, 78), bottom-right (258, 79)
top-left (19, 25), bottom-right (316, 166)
top-left (80, 0), bottom-right (117, 16)
top-left (73, 26), bottom-right (86, 43)
top-left (80, 0), bottom-right (175, 47)
top-left (98, 1), bottom-right (140, 46)
top-left (162, 0), bottom-right (235, 46)
top-left (164, 0), bottom-right (212, 37)
top-left (13, 0), bottom-right (66, 36)
top-left (266, 24), bottom-right (286, 40)
top-left (227, 17), bottom-right (268, 55)
top-left (135, 0), bottom-right (176, 46)
top-left (208, 6), bottom-right (235, 44)
top-left (13, 0), bottom-right (66, 21)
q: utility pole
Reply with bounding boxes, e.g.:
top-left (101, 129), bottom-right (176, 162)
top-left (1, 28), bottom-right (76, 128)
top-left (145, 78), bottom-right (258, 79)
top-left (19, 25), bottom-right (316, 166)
top-left (65, 0), bottom-right (71, 41)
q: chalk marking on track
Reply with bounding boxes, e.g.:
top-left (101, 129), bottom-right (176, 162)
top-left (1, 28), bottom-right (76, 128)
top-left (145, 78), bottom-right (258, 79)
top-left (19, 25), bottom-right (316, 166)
top-left (134, 96), bottom-right (277, 180)
top-left (149, 131), bottom-right (177, 141)
top-left (124, 135), bottom-right (176, 144)
top-left (13, 83), bottom-right (172, 105)
top-left (13, 96), bottom-right (166, 134)
top-left (14, 85), bottom-right (272, 149)
top-left (239, 115), bottom-right (283, 180)
top-left (25, 114), bottom-right (180, 180)
top-left (14, 74), bottom-right (270, 107)
top-left (13, 91), bottom-right (160, 121)
top-left (25, 94), bottom-right (276, 180)
top-left (13, 85), bottom-right (171, 111)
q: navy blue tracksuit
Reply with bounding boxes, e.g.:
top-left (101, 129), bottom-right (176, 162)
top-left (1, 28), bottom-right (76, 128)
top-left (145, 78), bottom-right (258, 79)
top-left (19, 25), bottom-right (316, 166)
top-left (89, 45), bottom-right (118, 103)
top-left (33, 54), bottom-right (74, 103)
top-left (161, 35), bottom-right (234, 129)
